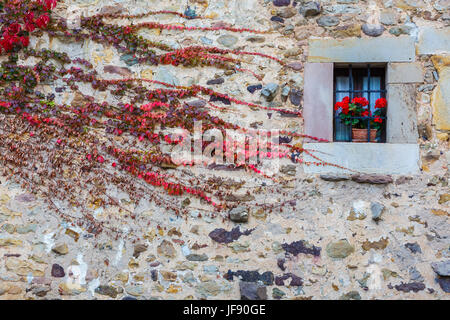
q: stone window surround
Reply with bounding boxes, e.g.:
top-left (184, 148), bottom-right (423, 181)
top-left (302, 36), bottom-right (422, 175)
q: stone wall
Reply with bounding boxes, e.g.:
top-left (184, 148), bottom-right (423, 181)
top-left (0, 0), bottom-right (449, 300)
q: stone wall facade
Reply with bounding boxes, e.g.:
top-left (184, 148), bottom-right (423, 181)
top-left (0, 0), bottom-right (449, 300)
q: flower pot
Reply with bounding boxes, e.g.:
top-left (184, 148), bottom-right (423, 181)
top-left (352, 128), bottom-right (377, 143)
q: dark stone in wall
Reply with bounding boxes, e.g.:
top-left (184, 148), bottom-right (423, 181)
top-left (317, 16), bottom-right (340, 27)
top-left (389, 25), bottom-right (413, 36)
top-left (351, 174), bottom-right (393, 184)
top-left (287, 61), bottom-right (303, 70)
top-left (186, 100), bottom-right (207, 108)
top-left (405, 242), bottom-right (422, 254)
top-left (289, 89), bottom-right (302, 106)
top-left (261, 83), bottom-right (279, 101)
top-left (239, 282), bottom-right (268, 300)
top-left (339, 291), bottom-right (362, 300)
top-left (51, 264), bottom-right (65, 278)
top-left (120, 54), bottom-right (139, 66)
top-left (32, 286), bottom-right (50, 297)
top-left (209, 227), bottom-right (255, 244)
top-left (186, 253), bottom-right (208, 261)
top-left (278, 110), bottom-right (300, 117)
top-left (208, 164), bottom-right (244, 171)
top-left (210, 95), bottom-right (231, 105)
top-left (104, 65), bottom-right (132, 77)
top-left (225, 270), bottom-right (274, 285)
top-left (277, 258), bottom-right (286, 271)
top-left (362, 24), bottom-right (385, 37)
top-left (395, 176), bottom-right (413, 185)
top-left (133, 244), bottom-right (148, 258)
top-left (99, 5), bottom-right (124, 15)
top-left (418, 122), bottom-right (432, 140)
top-left (207, 78), bottom-right (225, 85)
top-left (272, 288), bottom-right (286, 299)
top-left (247, 84), bottom-right (262, 94)
top-left (392, 282), bottom-right (426, 293)
top-left (431, 261), bottom-right (450, 277)
top-left (271, 16), bottom-right (285, 23)
top-left (95, 285), bottom-right (119, 298)
top-left (275, 273), bottom-right (303, 286)
top-left (282, 240), bottom-right (321, 257)
top-left (277, 7), bottom-right (297, 18)
top-left (299, 2), bottom-right (321, 17)
top-left (436, 277), bottom-right (450, 293)
top-left (229, 206), bottom-right (249, 223)
top-left (273, 0), bottom-right (291, 7)
top-left (320, 174), bottom-right (350, 182)
top-left (279, 136), bottom-right (293, 144)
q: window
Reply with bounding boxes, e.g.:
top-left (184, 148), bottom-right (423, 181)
top-left (302, 37), bottom-right (421, 174)
top-left (333, 64), bottom-right (387, 143)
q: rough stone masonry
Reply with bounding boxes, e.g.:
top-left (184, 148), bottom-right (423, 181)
top-left (0, 0), bottom-right (449, 300)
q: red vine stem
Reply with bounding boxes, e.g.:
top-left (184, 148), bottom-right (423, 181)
top-left (95, 10), bottom-right (208, 20)
top-left (128, 22), bottom-right (270, 34)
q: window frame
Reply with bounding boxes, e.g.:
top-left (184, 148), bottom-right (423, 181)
top-left (302, 37), bottom-right (422, 174)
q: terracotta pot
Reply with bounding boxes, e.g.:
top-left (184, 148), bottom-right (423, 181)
top-left (352, 128), bottom-right (377, 142)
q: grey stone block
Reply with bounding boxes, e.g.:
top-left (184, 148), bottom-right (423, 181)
top-left (387, 63), bottom-right (423, 84)
top-left (417, 27), bottom-right (450, 55)
top-left (303, 143), bottom-right (420, 174)
top-left (386, 84), bottom-right (419, 143)
top-left (303, 63), bottom-right (334, 142)
top-left (308, 37), bottom-right (415, 63)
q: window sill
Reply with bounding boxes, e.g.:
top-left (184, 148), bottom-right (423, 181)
top-left (303, 142), bottom-right (420, 175)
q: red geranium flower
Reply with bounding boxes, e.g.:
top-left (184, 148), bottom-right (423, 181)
top-left (334, 101), bottom-right (342, 111)
top-left (352, 97), bottom-right (369, 106)
top-left (374, 116), bottom-right (383, 123)
top-left (375, 98), bottom-right (387, 109)
top-left (335, 96), bottom-right (350, 111)
top-left (341, 104), bottom-right (350, 115)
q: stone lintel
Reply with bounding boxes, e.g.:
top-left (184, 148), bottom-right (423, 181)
top-left (308, 36), bottom-right (415, 63)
